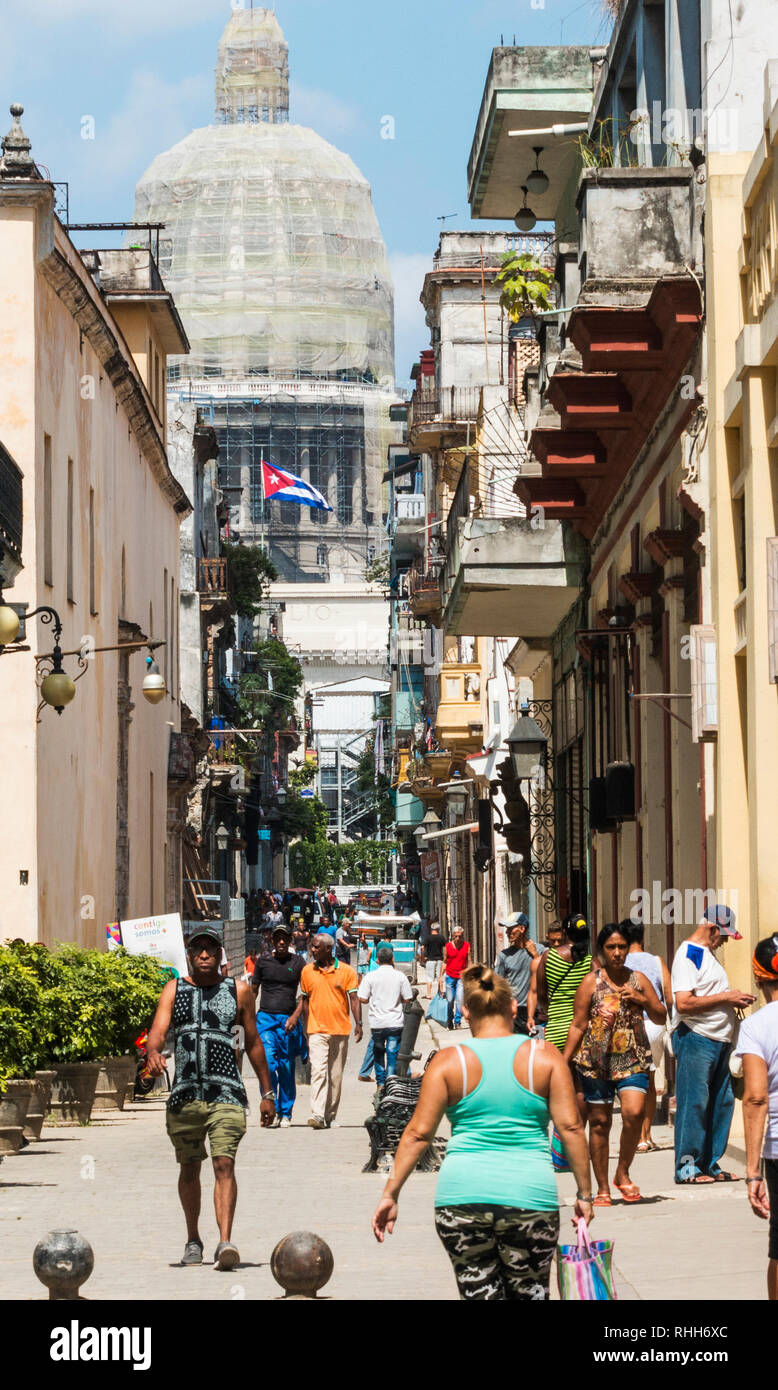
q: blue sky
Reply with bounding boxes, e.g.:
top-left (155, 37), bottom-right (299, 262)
top-left (2, 0), bottom-right (609, 384)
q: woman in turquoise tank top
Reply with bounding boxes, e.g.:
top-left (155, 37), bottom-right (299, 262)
top-left (371, 964), bottom-right (594, 1300)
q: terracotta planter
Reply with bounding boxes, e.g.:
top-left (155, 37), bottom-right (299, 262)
top-left (0, 1079), bottom-right (33, 1129)
top-left (48, 1063), bottom-right (100, 1126)
top-left (24, 1072), bottom-right (56, 1142)
top-left (0, 1125), bottom-right (24, 1156)
top-left (93, 1056), bottom-right (135, 1112)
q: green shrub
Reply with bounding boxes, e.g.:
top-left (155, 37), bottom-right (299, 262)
top-left (0, 940), bottom-right (172, 1078)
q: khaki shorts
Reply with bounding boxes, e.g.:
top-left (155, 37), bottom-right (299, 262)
top-left (166, 1101), bottom-right (247, 1164)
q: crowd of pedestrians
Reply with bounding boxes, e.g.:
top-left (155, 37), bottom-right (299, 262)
top-left (145, 893), bottom-right (778, 1301)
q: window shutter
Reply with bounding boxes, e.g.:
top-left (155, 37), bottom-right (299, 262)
top-left (690, 624), bottom-right (718, 742)
top-left (767, 538), bottom-right (778, 683)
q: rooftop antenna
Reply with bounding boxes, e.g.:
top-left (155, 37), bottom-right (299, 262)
top-left (437, 213), bottom-right (458, 230)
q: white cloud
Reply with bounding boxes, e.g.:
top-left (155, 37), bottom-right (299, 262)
top-left (389, 251), bottom-right (430, 385)
top-left (49, 69), bottom-right (211, 212)
top-left (9, 0), bottom-right (225, 37)
top-left (290, 83), bottom-right (360, 136)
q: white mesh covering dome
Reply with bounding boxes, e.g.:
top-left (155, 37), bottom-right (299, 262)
top-left (132, 10), bottom-right (395, 384)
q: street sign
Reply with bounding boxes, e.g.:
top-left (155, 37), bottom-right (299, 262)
top-left (300, 788), bottom-right (315, 798)
top-left (421, 850), bottom-right (441, 883)
top-left (258, 827), bottom-right (271, 840)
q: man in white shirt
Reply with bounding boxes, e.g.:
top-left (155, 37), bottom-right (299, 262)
top-left (357, 948), bottom-right (413, 1086)
top-left (671, 905), bottom-right (755, 1184)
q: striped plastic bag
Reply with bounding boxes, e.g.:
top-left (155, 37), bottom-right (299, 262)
top-left (550, 1126), bottom-right (571, 1173)
top-left (556, 1220), bottom-right (617, 1301)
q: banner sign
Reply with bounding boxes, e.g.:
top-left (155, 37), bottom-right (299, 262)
top-left (119, 912), bottom-right (188, 980)
top-left (421, 850), bottom-right (441, 883)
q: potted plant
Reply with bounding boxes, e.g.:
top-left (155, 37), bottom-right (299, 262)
top-left (0, 947), bottom-right (45, 1139)
top-left (494, 251), bottom-right (555, 326)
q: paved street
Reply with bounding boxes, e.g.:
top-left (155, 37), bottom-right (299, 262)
top-left (0, 1020), bottom-right (768, 1301)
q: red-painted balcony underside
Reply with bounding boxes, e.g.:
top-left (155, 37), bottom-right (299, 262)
top-left (522, 277), bottom-right (702, 537)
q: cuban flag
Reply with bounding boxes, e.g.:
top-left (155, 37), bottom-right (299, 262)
top-left (261, 460), bottom-right (332, 511)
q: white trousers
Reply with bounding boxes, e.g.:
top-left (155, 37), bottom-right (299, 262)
top-left (308, 1033), bottom-right (349, 1123)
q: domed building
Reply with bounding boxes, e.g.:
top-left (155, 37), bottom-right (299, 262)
top-left (134, 6), bottom-right (397, 584)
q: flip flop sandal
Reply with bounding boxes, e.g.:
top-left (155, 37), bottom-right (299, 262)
top-left (710, 1171), bottom-right (740, 1182)
top-left (636, 1142), bottom-right (650, 1153)
top-left (614, 1183), bottom-right (642, 1202)
top-left (593, 1193), bottom-right (612, 1206)
top-left (677, 1174), bottom-right (714, 1184)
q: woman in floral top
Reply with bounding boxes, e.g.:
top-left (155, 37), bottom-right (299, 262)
top-left (563, 922), bottom-right (666, 1206)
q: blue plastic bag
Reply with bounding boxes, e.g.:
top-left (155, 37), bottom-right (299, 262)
top-left (426, 992), bottom-right (449, 1024)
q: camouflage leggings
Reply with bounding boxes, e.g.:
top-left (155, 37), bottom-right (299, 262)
top-left (434, 1205), bottom-right (559, 1301)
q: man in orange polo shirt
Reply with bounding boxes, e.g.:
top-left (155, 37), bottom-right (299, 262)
top-left (301, 933), bottom-right (363, 1129)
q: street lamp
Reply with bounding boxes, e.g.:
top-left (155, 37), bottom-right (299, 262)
top-left (142, 655), bottom-right (166, 705)
top-left (444, 773), bottom-right (470, 817)
top-left (525, 147), bottom-right (550, 196)
top-left (414, 807), bottom-right (442, 847)
top-left (215, 823), bottom-right (230, 853)
top-left (505, 702), bottom-right (548, 782)
top-left (276, 786), bottom-right (287, 806)
top-left (514, 186), bottom-right (536, 233)
top-left (0, 595), bottom-right (20, 645)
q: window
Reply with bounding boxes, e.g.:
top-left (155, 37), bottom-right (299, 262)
top-left (163, 569), bottom-right (169, 692)
top-left (690, 625), bottom-right (718, 742)
top-left (89, 488), bottom-right (97, 614)
top-left (768, 538), bottom-right (778, 683)
top-left (44, 434), bottom-right (53, 586)
top-left (735, 495), bottom-right (747, 594)
top-left (66, 458), bottom-right (74, 603)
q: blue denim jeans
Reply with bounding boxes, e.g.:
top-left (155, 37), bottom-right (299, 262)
top-left (445, 974), bottom-right (464, 1028)
top-left (673, 1023), bottom-right (735, 1182)
top-left (256, 1011), bottom-right (305, 1119)
top-left (371, 1028), bottom-right (403, 1086)
top-left (359, 1037), bottom-right (375, 1079)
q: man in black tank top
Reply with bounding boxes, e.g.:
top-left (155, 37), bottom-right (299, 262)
top-left (146, 927), bottom-right (276, 1271)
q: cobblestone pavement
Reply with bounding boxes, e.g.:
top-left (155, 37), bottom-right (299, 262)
top-left (0, 1018), bottom-right (768, 1301)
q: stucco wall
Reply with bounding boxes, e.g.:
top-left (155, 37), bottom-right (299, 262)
top-left (0, 201), bottom-right (185, 946)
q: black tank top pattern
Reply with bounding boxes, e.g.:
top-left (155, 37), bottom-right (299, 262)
top-left (168, 976), bottom-right (248, 1111)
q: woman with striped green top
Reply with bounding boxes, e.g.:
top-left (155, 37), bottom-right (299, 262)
top-left (530, 916), bottom-right (592, 1050)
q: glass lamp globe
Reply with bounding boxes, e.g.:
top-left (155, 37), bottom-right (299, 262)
top-left (0, 604), bottom-right (20, 645)
top-left (526, 167), bottom-right (549, 196)
top-left (142, 661), bottom-right (166, 705)
top-left (514, 206), bottom-right (536, 232)
top-left (41, 669), bottom-right (76, 713)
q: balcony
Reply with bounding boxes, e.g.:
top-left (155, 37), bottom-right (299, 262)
top-left (80, 247), bottom-right (189, 354)
top-left (393, 493), bottom-right (427, 559)
top-left (468, 45), bottom-right (596, 226)
top-left (198, 557), bottom-right (232, 619)
top-left (408, 386), bottom-right (481, 450)
top-left (524, 166), bottom-right (703, 538)
top-left (0, 441), bottom-right (23, 586)
top-left (442, 508), bottom-right (587, 639)
top-left (434, 663), bottom-right (484, 752)
top-left (408, 564), bottom-right (443, 622)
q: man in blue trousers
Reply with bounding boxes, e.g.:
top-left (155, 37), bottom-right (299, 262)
top-left (251, 924), bottom-right (306, 1127)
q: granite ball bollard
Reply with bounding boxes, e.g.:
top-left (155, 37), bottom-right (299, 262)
top-left (33, 1230), bottom-right (94, 1300)
top-left (270, 1231), bottom-right (334, 1299)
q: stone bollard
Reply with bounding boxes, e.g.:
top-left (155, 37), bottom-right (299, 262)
top-left (33, 1230), bottom-right (94, 1300)
top-left (270, 1231), bottom-right (333, 1300)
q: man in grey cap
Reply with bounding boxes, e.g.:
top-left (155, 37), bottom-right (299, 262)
top-left (494, 912), bottom-right (539, 1034)
top-left (670, 905), bottom-right (756, 1184)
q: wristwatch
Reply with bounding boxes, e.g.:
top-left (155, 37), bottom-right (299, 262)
top-left (261, 1090), bottom-right (275, 1102)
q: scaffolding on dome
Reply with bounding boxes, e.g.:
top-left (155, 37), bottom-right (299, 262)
top-left (214, 6), bottom-right (290, 126)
